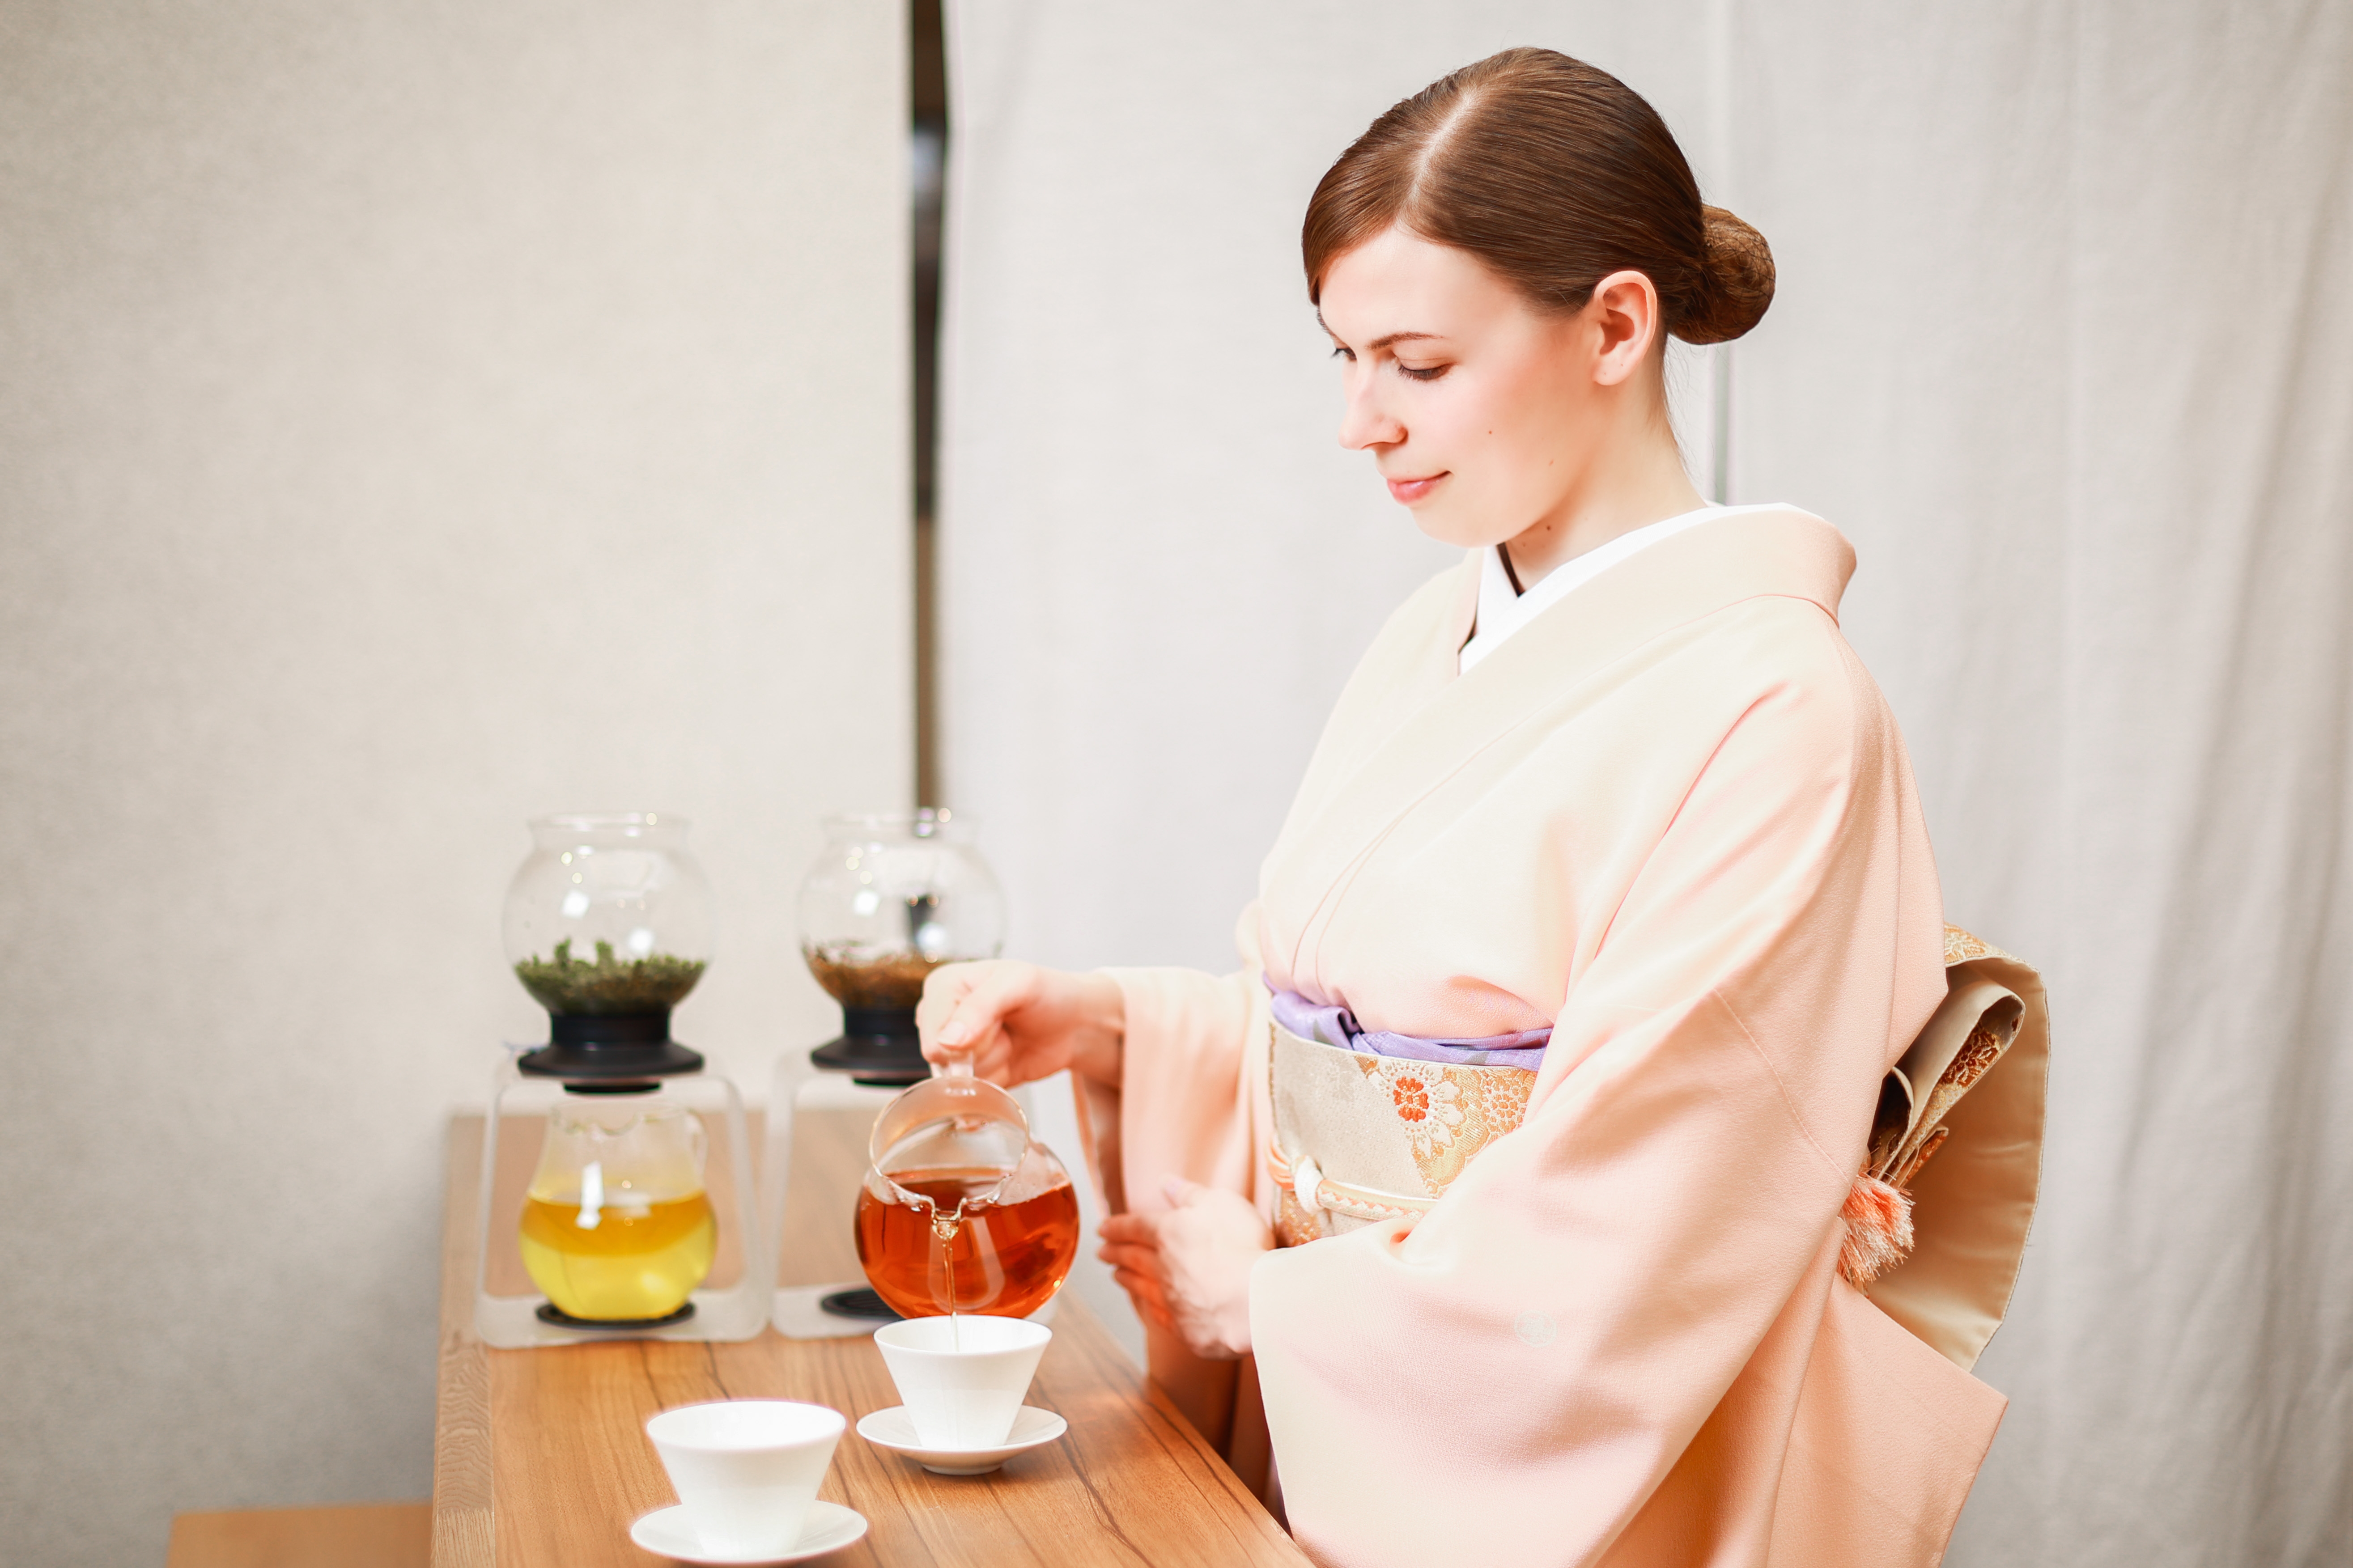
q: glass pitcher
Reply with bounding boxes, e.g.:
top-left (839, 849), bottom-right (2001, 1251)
top-left (854, 1061), bottom-right (1080, 1319)
top-left (519, 1089), bottom-right (716, 1324)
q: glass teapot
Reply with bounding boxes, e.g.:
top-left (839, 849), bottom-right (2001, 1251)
top-left (519, 1089), bottom-right (714, 1325)
top-left (853, 1061), bottom-right (1080, 1319)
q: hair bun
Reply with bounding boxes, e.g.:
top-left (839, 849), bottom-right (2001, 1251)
top-left (1678, 205), bottom-right (1775, 343)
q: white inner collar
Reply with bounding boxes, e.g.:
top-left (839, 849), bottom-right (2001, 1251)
top-left (1457, 502), bottom-right (1788, 674)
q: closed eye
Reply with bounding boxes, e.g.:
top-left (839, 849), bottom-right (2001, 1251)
top-left (1397, 362), bottom-right (1449, 382)
top-left (1329, 344), bottom-right (1355, 362)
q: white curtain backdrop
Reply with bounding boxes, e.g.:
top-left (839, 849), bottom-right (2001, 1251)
top-left (939, 3), bottom-right (2352, 1564)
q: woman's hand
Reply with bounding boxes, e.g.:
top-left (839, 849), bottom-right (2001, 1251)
top-left (1096, 1177), bottom-right (1272, 1360)
top-left (915, 960), bottom-right (1126, 1089)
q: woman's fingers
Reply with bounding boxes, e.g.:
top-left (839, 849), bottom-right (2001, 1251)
top-left (1099, 1212), bottom-right (1178, 1328)
top-left (914, 960), bottom-right (997, 1047)
top-left (938, 962), bottom-right (1038, 1047)
top-left (1096, 1238), bottom-right (1162, 1271)
top-left (1158, 1182), bottom-right (1275, 1252)
top-left (916, 960), bottom-right (1034, 1076)
top-left (913, 960), bottom-right (979, 1023)
top-left (1130, 1181), bottom-right (1268, 1361)
top-left (1097, 1210), bottom-right (1196, 1333)
top-left (912, 960), bottom-right (1120, 1090)
top-left (1096, 1212), bottom-right (1160, 1247)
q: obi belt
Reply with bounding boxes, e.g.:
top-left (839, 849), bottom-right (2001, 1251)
top-left (1266, 926), bottom-right (2049, 1373)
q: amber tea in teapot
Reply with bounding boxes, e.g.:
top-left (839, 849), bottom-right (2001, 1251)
top-left (854, 1063), bottom-right (1080, 1318)
top-left (855, 1166), bottom-right (1080, 1319)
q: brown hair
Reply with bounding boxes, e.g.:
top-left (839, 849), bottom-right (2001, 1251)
top-left (1303, 49), bottom-right (1772, 345)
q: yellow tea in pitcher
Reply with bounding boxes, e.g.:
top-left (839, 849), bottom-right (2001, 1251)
top-left (518, 1090), bottom-right (715, 1322)
top-left (519, 1190), bottom-right (716, 1320)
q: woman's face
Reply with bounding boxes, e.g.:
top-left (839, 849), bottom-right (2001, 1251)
top-left (1317, 225), bottom-right (1655, 550)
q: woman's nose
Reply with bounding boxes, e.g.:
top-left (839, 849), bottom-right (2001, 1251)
top-left (1337, 374), bottom-right (1404, 451)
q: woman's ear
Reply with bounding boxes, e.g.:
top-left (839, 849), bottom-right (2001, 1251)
top-left (1586, 269), bottom-right (1663, 387)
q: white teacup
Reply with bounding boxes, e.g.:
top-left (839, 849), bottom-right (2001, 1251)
top-left (644, 1399), bottom-right (845, 1556)
top-left (872, 1315), bottom-right (1052, 1449)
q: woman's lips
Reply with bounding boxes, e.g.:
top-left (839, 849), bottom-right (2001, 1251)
top-left (1385, 472), bottom-right (1446, 504)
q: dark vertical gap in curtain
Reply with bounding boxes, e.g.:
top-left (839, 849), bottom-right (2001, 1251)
top-left (912, 0), bottom-right (947, 807)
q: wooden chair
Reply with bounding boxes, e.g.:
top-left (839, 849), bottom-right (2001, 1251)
top-left (166, 1502), bottom-right (428, 1568)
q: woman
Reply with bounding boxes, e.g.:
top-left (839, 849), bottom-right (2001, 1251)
top-left (919, 48), bottom-right (2044, 1568)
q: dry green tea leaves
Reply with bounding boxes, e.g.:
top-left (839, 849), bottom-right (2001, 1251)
top-left (515, 937), bottom-right (706, 1013)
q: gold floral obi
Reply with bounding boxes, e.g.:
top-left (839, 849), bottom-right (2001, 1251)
top-left (1261, 928), bottom-right (2051, 1377)
top-left (1266, 1019), bottom-right (1537, 1248)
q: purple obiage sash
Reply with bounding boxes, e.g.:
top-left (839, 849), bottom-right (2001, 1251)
top-left (1266, 982), bottom-right (1550, 1070)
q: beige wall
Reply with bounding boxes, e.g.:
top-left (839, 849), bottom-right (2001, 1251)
top-left (0, 5), bottom-right (906, 1562)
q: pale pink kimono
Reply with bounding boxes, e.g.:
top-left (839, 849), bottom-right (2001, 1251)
top-left (1081, 510), bottom-right (2005, 1567)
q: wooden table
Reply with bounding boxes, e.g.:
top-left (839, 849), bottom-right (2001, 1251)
top-left (432, 1109), bottom-right (1307, 1567)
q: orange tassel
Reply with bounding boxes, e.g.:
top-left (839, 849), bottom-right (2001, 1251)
top-left (1838, 1172), bottom-right (1915, 1287)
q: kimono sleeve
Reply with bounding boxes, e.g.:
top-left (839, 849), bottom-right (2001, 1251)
top-left (1086, 958), bottom-right (1266, 1221)
top-left (1080, 910), bottom-right (1277, 1461)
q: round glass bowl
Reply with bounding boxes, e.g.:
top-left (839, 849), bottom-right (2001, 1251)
top-left (799, 810), bottom-right (1004, 1081)
top-left (505, 812), bottom-right (713, 1077)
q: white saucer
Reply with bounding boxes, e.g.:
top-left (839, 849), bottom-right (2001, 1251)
top-left (628, 1500), bottom-right (867, 1564)
top-left (856, 1404), bottom-right (1068, 1475)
